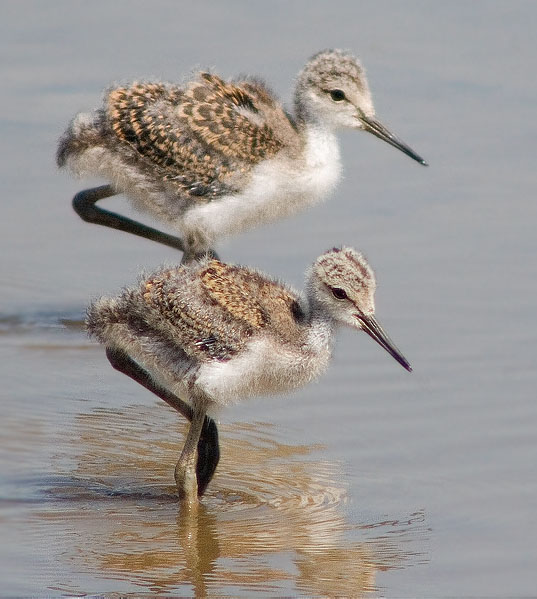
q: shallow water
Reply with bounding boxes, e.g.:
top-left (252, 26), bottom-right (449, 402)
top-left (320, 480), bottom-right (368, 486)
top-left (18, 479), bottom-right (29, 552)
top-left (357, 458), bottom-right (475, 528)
top-left (1, 2), bottom-right (537, 597)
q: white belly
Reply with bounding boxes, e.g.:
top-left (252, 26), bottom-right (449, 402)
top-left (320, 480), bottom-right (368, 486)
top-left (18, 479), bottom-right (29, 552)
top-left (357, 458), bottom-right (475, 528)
top-left (181, 127), bottom-right (341, 250)
top-left (195, 333), bottom-right (333, 407)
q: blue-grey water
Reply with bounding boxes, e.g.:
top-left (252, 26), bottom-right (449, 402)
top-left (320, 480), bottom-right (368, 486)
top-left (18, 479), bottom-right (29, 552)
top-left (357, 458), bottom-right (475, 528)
top-left (1, 1), bottom-right (536, 597)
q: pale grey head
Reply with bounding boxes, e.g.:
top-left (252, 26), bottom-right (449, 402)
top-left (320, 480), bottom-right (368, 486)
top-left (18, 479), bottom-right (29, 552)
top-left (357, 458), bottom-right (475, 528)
top-left (295, 49), bottom-right (427, 165)
top-left (308, 246), bottom-right (412, 371)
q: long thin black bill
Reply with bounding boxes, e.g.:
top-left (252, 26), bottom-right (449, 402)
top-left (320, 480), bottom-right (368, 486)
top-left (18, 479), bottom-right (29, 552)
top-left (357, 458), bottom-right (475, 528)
top-left (360, 115), bottom-right (428, 166)
top-left (359, 314), bottom-right (412, 372)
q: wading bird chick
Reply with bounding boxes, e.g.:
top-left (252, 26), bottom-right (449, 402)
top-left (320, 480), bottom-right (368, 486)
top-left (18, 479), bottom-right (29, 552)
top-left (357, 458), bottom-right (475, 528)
top-left (87, 247), bottom-right (412, 504)
top-left (58, 50), bottom-right (427, 261)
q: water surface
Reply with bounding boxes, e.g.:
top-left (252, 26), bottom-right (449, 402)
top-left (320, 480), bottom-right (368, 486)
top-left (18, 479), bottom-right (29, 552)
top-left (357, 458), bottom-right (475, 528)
top-left (1, 2), bottom-right (536, 596)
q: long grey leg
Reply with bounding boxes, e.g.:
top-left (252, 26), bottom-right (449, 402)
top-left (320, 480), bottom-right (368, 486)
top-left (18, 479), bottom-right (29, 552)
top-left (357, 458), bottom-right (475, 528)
top-left (175, 400), bottom-right (208, 503)
top-left (105, 347), bottom-right (219, 496)
top-left (72, 185), bottom-right (219, 260)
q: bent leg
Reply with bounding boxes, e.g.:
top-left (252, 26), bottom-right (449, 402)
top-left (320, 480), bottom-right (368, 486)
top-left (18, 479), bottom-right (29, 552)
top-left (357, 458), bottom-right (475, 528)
top-left (105, 347), bottom-right (220, 495)
top-left (72, 185), bottom-right (186, 252)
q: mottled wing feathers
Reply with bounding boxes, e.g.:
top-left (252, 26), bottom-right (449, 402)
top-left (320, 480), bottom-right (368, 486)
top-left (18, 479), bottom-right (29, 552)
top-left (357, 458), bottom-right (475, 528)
top-left (130, 261), bottom-right (301, 362)
top-left (179, 74), bottom-right (284, 162)
top-left (200, 260), bottom-right (267, 329)
top-left (107, 83), bottom-right (232, 197)
top-left (108, 83), bottom-right (185, 169)
top-left (139, 267), bottom-right (244, 362)
top-left (104, 73), bottom-right (294, 198)
top-left (199, 260), bottom-right (301, 344)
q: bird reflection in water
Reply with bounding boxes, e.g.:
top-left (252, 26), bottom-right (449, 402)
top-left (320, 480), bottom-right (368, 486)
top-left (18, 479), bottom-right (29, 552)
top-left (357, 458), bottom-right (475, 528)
top-left (40, 405), bottom-right (428, 597)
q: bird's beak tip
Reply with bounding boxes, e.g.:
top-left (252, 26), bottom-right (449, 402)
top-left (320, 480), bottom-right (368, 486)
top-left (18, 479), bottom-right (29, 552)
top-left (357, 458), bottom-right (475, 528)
top-left (359, 314), bottom-right (412, 373)
top-left (360, 115), bottom-right (428, 166)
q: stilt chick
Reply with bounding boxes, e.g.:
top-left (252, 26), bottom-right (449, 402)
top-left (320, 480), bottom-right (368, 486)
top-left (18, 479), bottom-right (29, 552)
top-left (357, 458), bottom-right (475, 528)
top-left (87, 247), bottom-right (411, 504)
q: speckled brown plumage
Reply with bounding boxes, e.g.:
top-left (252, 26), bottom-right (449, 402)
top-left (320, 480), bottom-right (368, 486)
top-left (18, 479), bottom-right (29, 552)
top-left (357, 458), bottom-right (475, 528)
top-left (88, 259), bottom-right (300, 364)
top-left (98, 74), bottom-right (294, 201)
top-left (179, 74), bottom-right (287, 161)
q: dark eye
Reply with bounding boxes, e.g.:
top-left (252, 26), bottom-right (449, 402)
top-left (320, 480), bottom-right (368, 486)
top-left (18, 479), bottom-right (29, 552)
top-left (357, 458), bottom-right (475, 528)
top-left (331, 287), bottom-right (348, 300)
top-left (329, 89), bottom-right (346, 102)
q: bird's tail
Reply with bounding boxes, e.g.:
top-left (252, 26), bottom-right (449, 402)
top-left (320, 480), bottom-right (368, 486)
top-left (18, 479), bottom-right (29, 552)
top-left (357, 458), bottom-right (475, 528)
top-left (56, 110), bottom-right (105, 170)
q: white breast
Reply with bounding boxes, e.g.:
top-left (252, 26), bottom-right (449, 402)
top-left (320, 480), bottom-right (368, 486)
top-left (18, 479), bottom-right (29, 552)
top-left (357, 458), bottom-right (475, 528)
top-left (180, 126), bottom-right (342, 249)
top-left (195, 319), bottom-right (334, 407)
top-left (300, 125), bottom-right (342, 197)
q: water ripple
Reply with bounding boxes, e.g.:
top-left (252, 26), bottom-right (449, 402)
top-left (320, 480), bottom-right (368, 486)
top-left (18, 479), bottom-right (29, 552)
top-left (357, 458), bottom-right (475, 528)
top-left (5, 405), bottom-right (429, 596)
